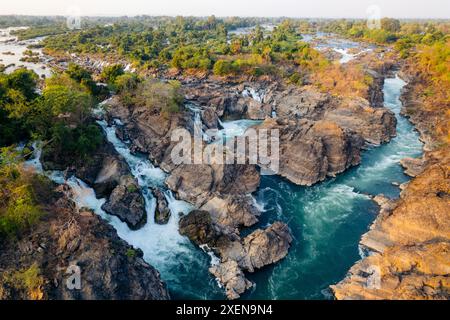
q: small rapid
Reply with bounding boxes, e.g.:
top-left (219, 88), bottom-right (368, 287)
top-left (20, 57), bottom-right (422, 300)
top-left (241, 74), bottom-right (423, 299)
top-left (0, 27), bottom-right (52, 78)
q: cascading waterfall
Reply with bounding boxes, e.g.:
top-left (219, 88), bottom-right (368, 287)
top-left (19, 43), bottom-right (422, 299)
top-left (217, 118), bottom-right (263, 142)
top-left (242, 87), bottom-right (265, 103)
top-left (244, 73), bottom-right (423, 300)
top-left (23, 108), bottom-right (224, 299)
top-left (186, 103), bottom-right (210, 142)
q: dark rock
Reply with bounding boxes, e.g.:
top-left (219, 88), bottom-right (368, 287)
top-left (0, 187), bottom-right (169, 300)
top-left (152, 189), bottom-right (171, 225)
top-left (102, 176), bottom-right (146, 230)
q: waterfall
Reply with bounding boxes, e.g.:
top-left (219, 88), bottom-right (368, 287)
top-left (22, 119), bottom-right (213, 289)
top-left (217, 119), bottom-right (263, 142)
top-left (242, 87), bottom-right (265, 103)
top-left (186, 103), bottom-right (210, 142)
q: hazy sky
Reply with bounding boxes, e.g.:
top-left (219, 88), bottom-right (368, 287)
top-left (1, 0), bottom-right (449, 19)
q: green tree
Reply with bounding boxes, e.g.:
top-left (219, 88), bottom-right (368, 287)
top-left (100, 64), bottom-right (124, 84)
top-left (381, 18), bottom-right (401, 33)
top-left (213, 60), bottom-right (234, 76)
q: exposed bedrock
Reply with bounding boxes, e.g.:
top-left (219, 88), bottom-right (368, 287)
top-left (0, 186), bottom-right (170, 300)
top-left (101, 175), bottom-right (147, 230)
top-left (179, 210), bottom-right (292, 299)
top-left (152, 188), bottom-right (171, 225)
top-left (41, 128), bottom-right (148, 230)
top-left (165, 163), bottom-right (260, 207)
top-left (331, 69), bottom-right (450, 300)
top-left (105, 95), bottom-right (192, 166)
top-left (256, 118), bottom-right (364, 186)
top-left (331, 150), bottom-right (450, 300)
top-left (267, 86), bottom-right (396, 145)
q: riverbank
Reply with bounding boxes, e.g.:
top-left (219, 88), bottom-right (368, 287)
top-left (331, 65), bottom-right (449, 300)
top-left (2, 25), bottom-right (446, 300)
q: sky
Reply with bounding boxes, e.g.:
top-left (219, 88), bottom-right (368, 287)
top-left (1, 0), bottom-right (449, 19)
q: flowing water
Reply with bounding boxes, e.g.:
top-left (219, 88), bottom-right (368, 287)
top-left (302, 32), bottom-right (375, 64)
top-left (24, 75), bottom-right (422, 300)
top-left (241, 75), bottom-right (423, 299)
top-left (21, 31), bottom-right (422, 299)
top-left (0, 27), bottom-right (52, 78)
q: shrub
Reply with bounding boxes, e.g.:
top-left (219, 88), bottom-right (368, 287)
top-left (213, 59), bottom-right (235, 76)
top-left (100, 64), bottom-right (124, 84)
top-left (2, 263), bottom-right (44, 300)
top-left (133, 79), bottom-right (183, 116)
top-left (0, 148), bottom-right (46, 239)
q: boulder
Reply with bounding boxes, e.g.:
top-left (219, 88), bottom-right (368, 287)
top-left (179, 209), bottom-right (292, 300)
top-left (209, 261), bottom-right (253, 300)
top-left (102, 176), bottom-right (146, 230)
top-left (400, 157), bottom-right (426, 177)
top-left (200, 195), bottom-right (260, 229)
top-left (152, 188), bottom-right (171, 225)
top-left (256, 118), bottom-right (363, 186)
top-left (166, 163), bottom-right (260, 206)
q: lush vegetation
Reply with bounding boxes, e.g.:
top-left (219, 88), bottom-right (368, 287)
top-left (0, 64), bottom-right (106, 239)
top-left (0, 262), bottom-right (45, 299)
top-left (40, 17), bottom-right (330, 82)
top-left (0, 148), bottom-right (51, 239)
top-left (407, 38), bottom-right (450, 145)
top-left (0, 66), bottom-right (104, 160)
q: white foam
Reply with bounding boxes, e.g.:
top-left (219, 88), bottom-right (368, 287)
top-left (242, 87), bottom-right (265, 103)
top-left (217, 119), bottom-right (262, 141)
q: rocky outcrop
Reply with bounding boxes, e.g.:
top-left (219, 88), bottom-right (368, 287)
top-left (152, 188), bottom-right (171, 225)
top-left (400, 157), bottom-right (427, 177)
top-left (41, 127), bottom-right (148, 229)
top-left (255, 84), bottom-right (396, 145)
top-left (183, 80), bottom-right (277, 121)
top-left (209, 261), bottom-right (253, 300)
top-left (105, 95), bottom-right (192, 166)
top-left (92, 150), bottom-right (131, 197)
top-left (332, 151), bottom-right (450, 299)
top-left (323, 96), bottom-right (397, 145)
top-left (101, 176), bottom-right (146, 230)
top-left (365, 69), bottom-right (385, 108)
top-left (0, 185), bottom-right (169, 300)
top-left (200, 195), bottom-right (261, 230)
top-left (331, 72), bottom-right (450, 300)
top-left (269, 85), bottom-right (331, 120)
top-left (179, 211), bottom-right (292, 299)
top-left (42, 135), bottom-right (130, 197)
top-left (166, 163), bottom-right (260, 207)
top-left (256, 118), bottom-right (364, 186)
top-left (331, 241), bottom-right (450, 300)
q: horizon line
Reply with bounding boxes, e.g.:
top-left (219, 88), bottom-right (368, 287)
top-left (1, 14), bottom-right (449, 21)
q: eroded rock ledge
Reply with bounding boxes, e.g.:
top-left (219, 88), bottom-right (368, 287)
top-left (179, 210), bottom-right (292, 299)
top-left (0, 185), bottom-right (169, 300)
top-left (101, 69), bottom-right (398, 297)
top-left (41, 131), bottom-right (148, 230)
top-left (331, 72), bottom-right (450, 300)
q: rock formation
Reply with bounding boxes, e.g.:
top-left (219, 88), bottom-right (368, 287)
top-left (179, 211), bottom-right (292, 299)
top-left (41, 125), bottom-right (148, 230)
top-left (152, 188), bottom-right (171, 224)
top-left (256, 118), bottom-right (364, 186)
top-left (102, 176), bottom-right (146, 230)
top-left (0, 185), bottom-right (169, 300)
top-left (331, 70), bottom-right (450, 300)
